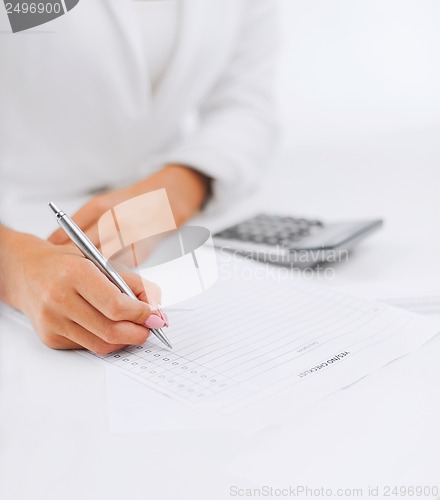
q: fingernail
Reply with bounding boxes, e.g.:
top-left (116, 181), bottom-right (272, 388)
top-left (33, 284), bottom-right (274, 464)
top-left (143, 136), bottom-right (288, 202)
top-left (145, 314), bottom-right (165, 329)
top-left (150, 304), bottom-right (169, 327)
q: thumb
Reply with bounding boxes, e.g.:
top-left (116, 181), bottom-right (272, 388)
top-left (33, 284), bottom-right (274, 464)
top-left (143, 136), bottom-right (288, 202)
top-left (122, 272), bottom-right (167, 328)
top-left (141, 279), bottom-right (168, 327)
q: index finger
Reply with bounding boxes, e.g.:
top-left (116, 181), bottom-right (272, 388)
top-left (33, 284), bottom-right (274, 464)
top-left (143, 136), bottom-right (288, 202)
top-left (74, 262), bottom-right (156, 326)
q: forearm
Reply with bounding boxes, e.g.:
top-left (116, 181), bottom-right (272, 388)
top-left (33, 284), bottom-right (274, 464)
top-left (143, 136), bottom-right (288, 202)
top-left (0, 225), bottom-right (39, 309)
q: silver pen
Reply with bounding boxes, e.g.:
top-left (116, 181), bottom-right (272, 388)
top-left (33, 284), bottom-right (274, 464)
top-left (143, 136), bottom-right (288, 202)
top-left (48, 202), bottom-right (172, 349)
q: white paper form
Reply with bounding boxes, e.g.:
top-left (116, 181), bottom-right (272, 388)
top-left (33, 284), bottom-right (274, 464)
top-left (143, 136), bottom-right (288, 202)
top-left (3, 259), bottom-right (439, 431)
top-left (380, 296), bottom-right (440, 317)
top-left (80, 264), bottom-right (440, 430)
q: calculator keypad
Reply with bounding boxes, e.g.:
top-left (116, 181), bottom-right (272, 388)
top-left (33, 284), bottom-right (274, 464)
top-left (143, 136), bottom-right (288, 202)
top-left (214, 214), bottom-right (323, 249)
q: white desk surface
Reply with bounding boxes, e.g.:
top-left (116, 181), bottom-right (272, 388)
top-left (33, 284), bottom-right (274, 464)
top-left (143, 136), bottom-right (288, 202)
top-left (1, 130), bottom-right (440, 500)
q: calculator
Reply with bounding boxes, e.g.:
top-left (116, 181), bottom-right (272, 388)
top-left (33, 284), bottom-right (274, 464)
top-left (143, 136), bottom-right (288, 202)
top-left (213, 214), bottom-right (383, 267)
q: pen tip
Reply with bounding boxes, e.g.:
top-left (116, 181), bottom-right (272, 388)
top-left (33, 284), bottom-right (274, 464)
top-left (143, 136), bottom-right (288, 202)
top-left (48, 202), bottom-right (60, 215)
top-left (155, 329), bottom-right (173, 350)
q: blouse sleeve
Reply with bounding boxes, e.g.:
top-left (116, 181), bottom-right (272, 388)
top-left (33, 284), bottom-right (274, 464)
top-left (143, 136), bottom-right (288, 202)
top-left (164, 0), bottom-right (279, 211)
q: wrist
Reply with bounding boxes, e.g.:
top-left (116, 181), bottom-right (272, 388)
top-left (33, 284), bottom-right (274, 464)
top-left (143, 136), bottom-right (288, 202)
top-left (165, 164), bottom-right (210, 224)
top-left (162, 164), bottom-right (210, 197)
top-left (133, 164), bottom-right (211, 226)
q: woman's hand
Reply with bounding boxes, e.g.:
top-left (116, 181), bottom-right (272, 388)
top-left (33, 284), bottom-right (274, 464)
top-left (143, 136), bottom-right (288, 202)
top-left (48, 164), bottom-right (210, 249)
top-left (0, 227), bottom-right (164, 354)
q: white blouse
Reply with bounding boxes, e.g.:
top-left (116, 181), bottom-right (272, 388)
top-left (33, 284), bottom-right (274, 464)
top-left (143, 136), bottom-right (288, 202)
top-left (133, 0), bottom-right (179, 90)
top-left (0, 0), bottom-right (278, 236)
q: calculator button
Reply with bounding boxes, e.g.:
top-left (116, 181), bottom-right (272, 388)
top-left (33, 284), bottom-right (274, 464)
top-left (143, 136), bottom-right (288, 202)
top-left (263, 237), bottom-right (279, 245)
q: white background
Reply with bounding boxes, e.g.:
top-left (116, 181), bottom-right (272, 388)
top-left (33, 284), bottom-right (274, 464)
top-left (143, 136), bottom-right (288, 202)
top-left (277, 0), bottom-right (440, 150)
top-left (1, 2), bottom-right (440, 500)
